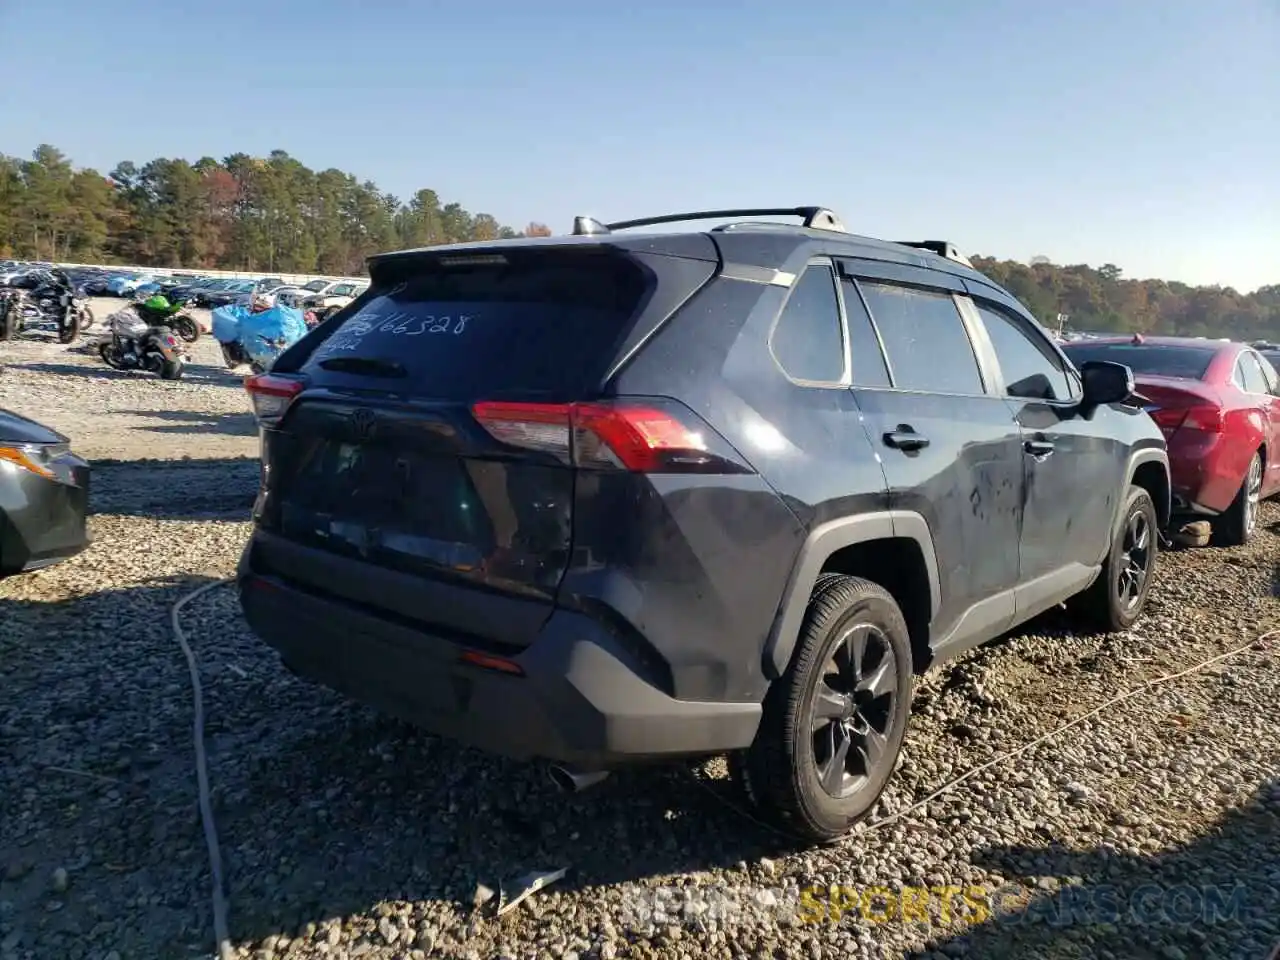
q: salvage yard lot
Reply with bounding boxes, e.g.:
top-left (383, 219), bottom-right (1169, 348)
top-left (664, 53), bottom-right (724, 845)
top-left (1, 309), bottom-right (1277, 959)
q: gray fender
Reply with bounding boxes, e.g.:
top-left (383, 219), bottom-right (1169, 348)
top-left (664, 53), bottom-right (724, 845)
top-left (762, 511), bottom-right (941, 679)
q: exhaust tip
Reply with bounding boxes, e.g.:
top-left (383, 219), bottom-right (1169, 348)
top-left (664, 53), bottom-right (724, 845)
top-left (547, 765), bottom-right (610, 794)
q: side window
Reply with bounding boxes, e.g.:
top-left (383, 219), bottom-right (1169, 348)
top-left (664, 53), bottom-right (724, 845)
top-left (839, 282), bottom-right (890, 387)
top-left (769, 265), bottom-right (845, 384)
top-left (1238, 352), bottom-right (1269, 395)
top-left (1258, 354), bottom-right (1280, 394)
top-left (974, 302), bottom-right (1075, 401)
top-left (857, 281), bottom-right (984, 395)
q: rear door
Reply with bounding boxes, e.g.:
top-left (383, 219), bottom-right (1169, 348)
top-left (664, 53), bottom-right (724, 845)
top-left (1235, 349), bottom-right (1280, 496)
top-left (836, 260), bottom-right (1025, 653)
top-left (254, 246), bottom-right (709, 649)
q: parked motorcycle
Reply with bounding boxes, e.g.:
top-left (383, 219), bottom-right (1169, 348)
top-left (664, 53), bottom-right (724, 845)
top-left (4, 272), bottom-right (92, 343)
top-left (0, 289), bottom-right (23, 341)
top-left (134, 295), bottom-right (200, 343)
top-left (98, 308), bottom-right (186, 380)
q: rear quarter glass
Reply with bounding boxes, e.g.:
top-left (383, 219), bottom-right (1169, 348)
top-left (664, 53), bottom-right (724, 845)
top-left (297, 255), bottom-right (650, 401)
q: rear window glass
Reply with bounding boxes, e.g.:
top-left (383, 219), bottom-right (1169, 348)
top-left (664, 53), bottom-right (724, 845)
top-left (299, 253), bottom-right (648, 399)
top-left (1060, 343), bottom-right (1215, 380)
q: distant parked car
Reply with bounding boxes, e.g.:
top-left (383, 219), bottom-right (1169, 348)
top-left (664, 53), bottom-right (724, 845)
top-left (202, 281), bottom-right (258, 307)
top-left (275, 279), bottom-right (354, 308)
top-left (298, 281), bottom-right (366, 319)
top-left (1062, 335), bottom-right (1280, 545)
top-left (0, 409), bottom-right (91, 576)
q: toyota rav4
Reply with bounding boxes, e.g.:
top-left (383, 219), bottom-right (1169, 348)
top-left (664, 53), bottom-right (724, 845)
top-left (237, 206), bottom-right (1169, 841)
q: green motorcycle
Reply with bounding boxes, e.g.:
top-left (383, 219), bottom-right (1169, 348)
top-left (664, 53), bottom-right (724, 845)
top-left (135, 294), bottom-right (200, 343)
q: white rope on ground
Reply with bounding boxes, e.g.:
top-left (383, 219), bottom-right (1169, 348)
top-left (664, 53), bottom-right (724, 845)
top-left (171, 577), bottom-right (236, 960)
top-left (692, 628), bottom-right (1278, 846)
top-left (855, 627), bottom-right (1278, 838)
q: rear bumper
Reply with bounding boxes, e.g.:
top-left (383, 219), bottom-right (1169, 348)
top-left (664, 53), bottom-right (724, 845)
top-left (0, 459), bottom-right (91, 574)
top-left (237, 541), bottom-right (761, 768)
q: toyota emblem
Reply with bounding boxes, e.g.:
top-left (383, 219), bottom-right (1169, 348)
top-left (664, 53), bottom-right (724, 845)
top-left (350, 408), bottom-right (377, 440)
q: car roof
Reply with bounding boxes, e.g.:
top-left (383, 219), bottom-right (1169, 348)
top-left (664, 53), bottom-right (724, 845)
top-left (367, 206), bottom-right (995, 290)
top-left (1065, 335), bottom-right (1236, 351)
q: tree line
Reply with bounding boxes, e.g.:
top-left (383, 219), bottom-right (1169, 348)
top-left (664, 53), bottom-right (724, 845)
top-left (0, 144), bottom-right (551, 276)
top-left (970, 256), bottom-right (1279, 342)
top-left (1, 145), bottom-right (1275, 338)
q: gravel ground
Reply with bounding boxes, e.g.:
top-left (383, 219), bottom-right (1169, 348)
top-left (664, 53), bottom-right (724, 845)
top-left (1, 327), bottom-right (1277, 960)
top-left (0, 298), bottom-right (257, 461)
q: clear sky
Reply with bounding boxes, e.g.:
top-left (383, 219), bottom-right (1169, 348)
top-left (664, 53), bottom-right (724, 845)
top-left (2, 0), bottom-right (1276, 292)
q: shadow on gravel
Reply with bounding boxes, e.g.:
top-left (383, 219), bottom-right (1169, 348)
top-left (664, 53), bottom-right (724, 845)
top-left (88, 457), bottom-right (261, 521)
top-left (130, 409), bottom-right (258, 438)
top-left (16, 361), bottom-right (244, 388)
top-left (911, 779), bottom-right (1280, 960)
top-left (219, 709), bottom-right (802, 945)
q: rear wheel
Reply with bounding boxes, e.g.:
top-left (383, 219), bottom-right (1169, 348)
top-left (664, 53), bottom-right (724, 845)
top-left (159, 359), bottom-right (184, 380)
top-left (1212, 452), bottom-right (1262, 547)
top-left (735, 575), bottom-right (913, 841)
top-left (79, 305), bottom-right (95, 330)
top-left (1069, 485), bottom-right (1158, 632)
top-left (174, 315), bottom-right (200, 342)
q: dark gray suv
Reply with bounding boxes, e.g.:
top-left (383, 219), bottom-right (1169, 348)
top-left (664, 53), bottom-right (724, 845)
top-left (237, 206), bottom-right (1169, 841)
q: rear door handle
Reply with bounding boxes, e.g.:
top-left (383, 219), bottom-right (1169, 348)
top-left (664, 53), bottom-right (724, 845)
top-left (884, 430), bottom-right (930, 451)
top-left (1025, 439), bottom-right (1055, 458)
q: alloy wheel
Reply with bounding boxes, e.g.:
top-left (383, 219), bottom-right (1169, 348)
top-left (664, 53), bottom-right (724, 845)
top-left (1245, 456), bottom-right (1263, 538)
top-left (809, 623), bottom-right (899, 799)
top-left (1116, 508), bottom-right (1152, 612)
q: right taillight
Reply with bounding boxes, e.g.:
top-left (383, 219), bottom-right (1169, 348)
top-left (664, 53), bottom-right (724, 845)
top-left (470, 398), bottom-right (753, 474)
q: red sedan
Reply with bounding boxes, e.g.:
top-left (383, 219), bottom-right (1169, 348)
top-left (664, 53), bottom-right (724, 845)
top-left (1062, 335), bottom-right (1280, 545)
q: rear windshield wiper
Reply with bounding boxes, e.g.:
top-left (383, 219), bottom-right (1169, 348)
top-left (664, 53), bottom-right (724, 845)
top-left (318, 356), bottom-right (407, 378)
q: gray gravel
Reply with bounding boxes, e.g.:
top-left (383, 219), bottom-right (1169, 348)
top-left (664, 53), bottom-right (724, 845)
top-left (1, 327), bottom-right (1278, 960)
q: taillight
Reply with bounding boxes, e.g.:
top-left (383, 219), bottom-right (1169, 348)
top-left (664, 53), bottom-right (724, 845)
top-left (470, 399), bottom-right (753, 474)
top-left (245, 373), bottom-right (304, 425)
top-left (1181, 404), bottom-right (1224, 434)
top-left (1151, 403), bottom-right (1223, 437)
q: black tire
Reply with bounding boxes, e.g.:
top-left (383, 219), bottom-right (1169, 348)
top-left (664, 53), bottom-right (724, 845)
top-left (0, 305), bottom-right (14, 341)
top-left (98, 341), bottom-right (127, 370)
top-left (174, 316), bottom-right (200, 343)
top-left (159, 359), bottom-right (184, 380)
top-left (1211, 452), bottom-right (1262, 547)
top-left (1069, 485), bottom-right (1158, 632)
top-left (736, 575), bottom-right (913, 842)
top-left (79, 305), bottom-right (95, 330)
top-left (58, 312), bottom-right (81, 344)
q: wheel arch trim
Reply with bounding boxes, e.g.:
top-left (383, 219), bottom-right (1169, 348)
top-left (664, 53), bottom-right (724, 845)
top-left (763, 510), bottom-right (940, 679)
top-left (1125, 446), bottom-right (1172, 525)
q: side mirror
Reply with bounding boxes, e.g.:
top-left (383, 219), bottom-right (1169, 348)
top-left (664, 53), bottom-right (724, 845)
top-left (1080, 360), bottom-right (1134, 408)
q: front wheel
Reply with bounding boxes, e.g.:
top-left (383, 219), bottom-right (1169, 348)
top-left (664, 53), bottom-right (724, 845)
top-left (1212, 452), bottom-right (1262, 547)
top-left (733, 575), bottom-right (913, 842)
top-left (1069, 485), bottom-right (1159, 632)
top-left (98, 341), bottom-right (127, 369)
top-left (58, 312), bottom-right (81, 344)
top-left (173, 315), bottom-right (200, 342)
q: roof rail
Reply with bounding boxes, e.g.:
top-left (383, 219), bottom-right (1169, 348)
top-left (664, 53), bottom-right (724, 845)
top-left (894, 240), bottom-right (973, 268)
top-left (570, 207), bottom-right (847, 236)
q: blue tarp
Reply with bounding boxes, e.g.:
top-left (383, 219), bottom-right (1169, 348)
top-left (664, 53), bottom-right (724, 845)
top-left (211, 304), bottom-right (308, 368)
